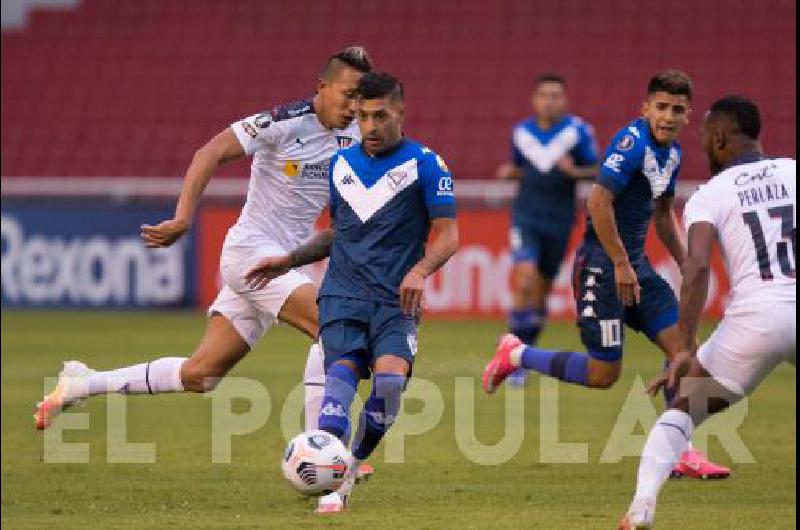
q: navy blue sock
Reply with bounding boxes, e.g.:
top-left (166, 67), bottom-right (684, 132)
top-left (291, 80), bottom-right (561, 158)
top-left (519, 346), bottom-right (589, 386)
top-left (662, 360), bottom-right (676, 405)
top-left (509, 308), bottom-right (547, 345)
top-left (352, 373), bottom-right (406, 461)
top-left (318, 363), bottom-right (359, 441)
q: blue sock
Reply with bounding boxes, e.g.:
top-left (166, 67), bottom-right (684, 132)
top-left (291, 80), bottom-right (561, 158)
top-left (519, 346), bottom-right (589, 386)
top-left (662, 360), bottom-right (676, 405)
top-left (352, 373), bottom-right (406, 461)
top-left (318, 363), bottom-right (359, 441)
top-left (509, 308), bottom-right (547, 345)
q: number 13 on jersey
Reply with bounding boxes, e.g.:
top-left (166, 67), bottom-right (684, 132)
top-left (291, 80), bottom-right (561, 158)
top-left (742, 204), bottom-right (796, 281)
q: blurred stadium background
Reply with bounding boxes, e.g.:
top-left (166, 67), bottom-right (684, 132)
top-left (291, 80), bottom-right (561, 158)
top-left (2, 0), bottom-right (795, 317)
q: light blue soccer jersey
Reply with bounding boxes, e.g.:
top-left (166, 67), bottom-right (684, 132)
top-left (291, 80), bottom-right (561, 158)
top-left (320, 138), bottom-right (457, 305)
top-left (584, 117), bottom-right (682, 260)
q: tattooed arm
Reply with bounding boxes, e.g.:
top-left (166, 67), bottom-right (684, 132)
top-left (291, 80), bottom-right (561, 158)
top-left (289, 229), bottom-right (335, 268)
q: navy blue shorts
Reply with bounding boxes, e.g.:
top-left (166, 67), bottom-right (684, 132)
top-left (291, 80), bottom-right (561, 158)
top-left (510, 224), bottom-right (571, 279)
top-left (318, 295), bottom-right (418, 378)
top-left (572, 244), bottom-right (678, 362)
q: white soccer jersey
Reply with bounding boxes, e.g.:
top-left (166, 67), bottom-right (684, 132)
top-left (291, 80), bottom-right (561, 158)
top-left (683, 157), bottom-right (796, 314)
top-left (227, 99), bottom-right (360, 250)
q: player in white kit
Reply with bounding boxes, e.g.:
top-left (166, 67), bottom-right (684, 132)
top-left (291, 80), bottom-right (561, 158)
top-left (619, 96), bottom-right (796, 529)
top-left (35, 47), bottom-right (373, 442)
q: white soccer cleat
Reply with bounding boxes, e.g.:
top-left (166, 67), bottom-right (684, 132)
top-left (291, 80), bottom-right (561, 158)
top-left (315, 491), bottom-right (346, 514)
top-left (316, 454), bottom-right (359, 514)
top-left (617, 497), bottom-right (656, 529)
top-left (34, 361), bottom-right (95, 430)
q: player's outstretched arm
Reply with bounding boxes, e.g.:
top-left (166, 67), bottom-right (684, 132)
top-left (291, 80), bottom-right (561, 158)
top-left (676, 222), bottom-right (715, 353)
top-left (654, 196), bottom-right (688, 268)
top-left (399, 217), bottom-right (459, 316)
top-left (141, 128), bottom-right (245, 248)
top-left (245, 228), bottom-right (335, 290)
top-left (648, 221), bottom-right (716, 395)
top-left (587, 184), bottom-right (640, 305)
top-left (288, 228), bottom-right (335, 268)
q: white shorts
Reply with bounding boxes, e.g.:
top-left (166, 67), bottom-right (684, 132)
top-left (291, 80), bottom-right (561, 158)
top-left (698, 301), bottom-right (796, 396)
top-left (208, 242), bottom-right (314, 348)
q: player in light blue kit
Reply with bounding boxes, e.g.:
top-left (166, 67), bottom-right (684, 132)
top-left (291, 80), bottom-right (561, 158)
top-left (484, 71), bottom-right (730, 479)
top-left (246, 72), bottom-right (459, 512)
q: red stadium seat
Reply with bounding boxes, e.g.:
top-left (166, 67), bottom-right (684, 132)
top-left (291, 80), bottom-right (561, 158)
top-left (1, 0), bottom-right (796, 179)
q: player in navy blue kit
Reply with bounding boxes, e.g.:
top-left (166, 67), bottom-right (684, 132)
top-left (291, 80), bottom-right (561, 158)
top-left (246, 72), bottom-right (459, 512)
top-left (484, 70), bottom-right (730, 479)
top-left (498, 74), bottom-right (599, 384)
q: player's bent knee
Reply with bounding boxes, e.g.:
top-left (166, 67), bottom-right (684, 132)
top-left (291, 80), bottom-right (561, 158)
top-left (674, 372), bottom-right (739, 424)
top-left (180, 359), bottom-right (228, 393)
top-left (293, 310), bottom-right (320, 339)
top-left (373, 355), bottom-right (411, 376)
top-left (586, 360), bottom-right (621, 389)
top-left (279, 284), bottom-right (320, 339)
top-left (512, 264), bottom-right (537, 292)
top-left (283, 318), bottom-right (318, 340)
top-left (301, 321), bottom-right (320, 340)
top-left (588, 374), bottom-right (618, 389)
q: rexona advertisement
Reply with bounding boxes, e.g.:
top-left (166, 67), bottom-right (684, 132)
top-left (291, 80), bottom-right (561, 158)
top-left (2, 201), bottom-right (729, 317)
top-left (195, 205), bottom-right (731, 319)
top-left (1, 203), bottom-right (195, 308)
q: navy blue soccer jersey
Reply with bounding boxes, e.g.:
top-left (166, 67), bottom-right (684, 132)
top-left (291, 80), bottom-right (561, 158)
top-left (584, 118), bottom-right (682, 260)
top-left (511, 115), bottom-right (598, 233)
top-left (320, 138), bottom-right (457, 304)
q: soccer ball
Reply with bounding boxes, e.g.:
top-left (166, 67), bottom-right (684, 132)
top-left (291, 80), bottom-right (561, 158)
top-left (282, 430), bottom-right (351, 496)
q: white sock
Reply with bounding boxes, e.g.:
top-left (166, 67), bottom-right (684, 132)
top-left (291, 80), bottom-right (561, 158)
top-left (304, 342), bottom-right (325, 431)
top-left (634, 409), bottom-right (694, 502)
top-left (84, 357), bottom-right (186, 397)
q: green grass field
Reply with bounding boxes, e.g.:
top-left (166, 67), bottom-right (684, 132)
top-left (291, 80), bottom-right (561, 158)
top-left (1, 311), bottom-right (795, 529)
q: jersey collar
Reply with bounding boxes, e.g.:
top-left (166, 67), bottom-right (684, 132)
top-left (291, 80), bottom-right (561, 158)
top-left (530, 114), bottom-right (570, 134)
top-left (725, 151), bottom-right (766, 170)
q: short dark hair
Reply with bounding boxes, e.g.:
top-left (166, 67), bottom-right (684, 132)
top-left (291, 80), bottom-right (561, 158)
top-left (535, 73), bottom-right (567, 88)
top-left (356, 72), bottom-right (404, 102)
top-left (321, 46), bottom-right (373, 79)
top-left (709, 95), bottom-right (762, 139)
top-left (647, 70), bottom-right (693, 100)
